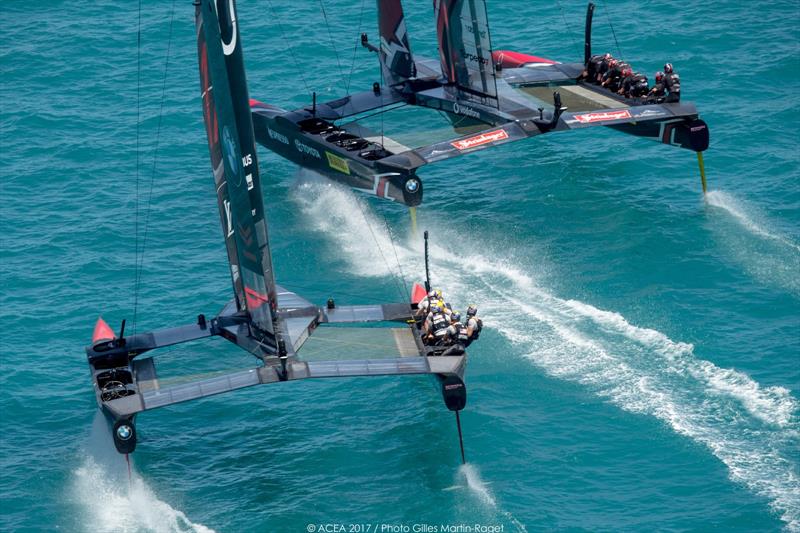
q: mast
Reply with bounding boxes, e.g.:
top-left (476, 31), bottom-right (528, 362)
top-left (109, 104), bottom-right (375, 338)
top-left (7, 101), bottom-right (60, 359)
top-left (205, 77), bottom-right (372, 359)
top-left (195, 0), bottom-right (278, 340)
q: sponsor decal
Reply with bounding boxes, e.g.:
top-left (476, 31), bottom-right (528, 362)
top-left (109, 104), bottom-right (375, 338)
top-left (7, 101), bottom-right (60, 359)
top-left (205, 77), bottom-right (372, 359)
top-left (222, 126), bottom-right (238, 176)
top-left (294, 139), bottom-right (321, 159)
top-left (691, 125), bottom-right (707, 132)
top-left (450, 129), bottom-right (509, 150)
top-left (223, 199), bottom-right (234, 237)
top-left (325, 151), bottom-right (350, 175)
top-left (452, 101), bottom-right (481, 119)
top-left (636, 109), bottom-right (666, 118)
top-left (267, 127), bottom-right (289, 145)
top-left (573, 109), bottom-right (632, 124)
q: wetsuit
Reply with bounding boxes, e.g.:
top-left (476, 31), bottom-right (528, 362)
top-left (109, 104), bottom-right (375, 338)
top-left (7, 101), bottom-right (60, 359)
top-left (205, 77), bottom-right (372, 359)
top-left (647, 81), bottom-right (666, 103)
top-left (622, 73), bottom-right (649, 98)
top-left (464, 316), bottom-right (483, 347)
top-left (584, 54), bottom-right (605, 81)
top-left (664, 72), bottom-right (681, 102)
top-left (603, 62), bottom-right (630, 93)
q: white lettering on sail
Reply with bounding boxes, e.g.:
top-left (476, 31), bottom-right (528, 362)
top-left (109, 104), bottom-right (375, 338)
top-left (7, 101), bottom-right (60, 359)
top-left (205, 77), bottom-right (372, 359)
top-left (224, 199), bottom-right (234, 237)
top-left (241, 153), bottom-right (252, 167)
top-left (245, 173), bottom-right (253, 191)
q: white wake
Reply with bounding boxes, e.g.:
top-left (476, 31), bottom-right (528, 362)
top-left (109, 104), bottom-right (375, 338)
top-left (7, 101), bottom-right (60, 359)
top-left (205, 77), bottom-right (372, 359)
top-left (294, 178), bottom-right (800, 530)
top-left (706, 190), bottom-right (800, 295)
top-left (72, 413), bottom-right (215, 533)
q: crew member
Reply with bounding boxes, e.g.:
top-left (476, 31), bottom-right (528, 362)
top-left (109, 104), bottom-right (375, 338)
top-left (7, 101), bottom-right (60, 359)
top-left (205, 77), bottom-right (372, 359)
top-left (620, 70), bottom-right (649, 98)
top-left (415, 289), bottom-right (436, 318)
top-left (425, 305), bottom-right (450, 345)
top-left (647, 72), bottom-right (666, 102)
top-left (581, 52), bottom-right (612, 82)
top-left (663, 63), bottom-right (681, 102)
top-left (464, 305), bottom-right (483, 347)
top-left (602, 59), bottom-right (630, 93)
top-left (441, 312), bottom-right (469, 355)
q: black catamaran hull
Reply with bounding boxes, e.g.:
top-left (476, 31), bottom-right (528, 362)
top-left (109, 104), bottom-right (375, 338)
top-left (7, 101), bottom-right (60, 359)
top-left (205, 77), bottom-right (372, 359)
top-left (250, 100), bottom-right (423, 206)
top-left (246, 0), bottom-right (710, 206)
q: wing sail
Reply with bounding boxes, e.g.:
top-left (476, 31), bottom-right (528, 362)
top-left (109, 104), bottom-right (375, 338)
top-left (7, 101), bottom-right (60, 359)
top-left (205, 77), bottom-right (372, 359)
top-left (434, 0), bottom-right (498, 103)
top-left (195, 0), bottom-right (278, 338)
top-left (378, 0), bottom-right (417, 84)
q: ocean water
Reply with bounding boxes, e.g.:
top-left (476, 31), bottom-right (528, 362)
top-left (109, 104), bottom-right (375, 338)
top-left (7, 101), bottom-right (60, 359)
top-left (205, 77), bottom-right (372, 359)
top-left (1, 0), bottom-right (799, 531)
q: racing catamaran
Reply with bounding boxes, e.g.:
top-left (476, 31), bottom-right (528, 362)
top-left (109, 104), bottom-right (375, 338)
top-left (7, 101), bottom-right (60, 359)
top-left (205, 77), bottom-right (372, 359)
top-left (249, 0), bottom-right (710, 209)
top-left (86, 0), bottom-right (469, 462)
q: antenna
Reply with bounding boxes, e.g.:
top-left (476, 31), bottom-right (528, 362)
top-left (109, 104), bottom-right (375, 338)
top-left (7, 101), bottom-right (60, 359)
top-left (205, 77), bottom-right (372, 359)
top-left (424, 231), bottom-right (431, 292)
top-left (312, 91), bottom-right (316, 116)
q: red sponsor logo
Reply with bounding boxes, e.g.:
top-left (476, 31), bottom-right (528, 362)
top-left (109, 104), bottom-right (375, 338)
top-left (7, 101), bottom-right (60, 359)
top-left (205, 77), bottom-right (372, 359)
top-left (451, 129), bottom-right (509, 150)
top-left (573, 109), bottom-right (632, 124)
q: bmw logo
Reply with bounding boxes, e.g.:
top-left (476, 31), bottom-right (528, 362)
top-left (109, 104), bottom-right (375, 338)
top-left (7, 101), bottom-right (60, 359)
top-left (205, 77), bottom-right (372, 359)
top-left (116, 424), bottom-right (133, 441)
top-left (405, 178), bottom-right (420, 193)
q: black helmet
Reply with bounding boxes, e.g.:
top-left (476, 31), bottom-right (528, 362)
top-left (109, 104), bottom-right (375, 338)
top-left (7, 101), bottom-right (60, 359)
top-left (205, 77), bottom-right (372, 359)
top-left (467, 305), bottom-right (478, 316)
top-left (664, 63), bottom-right (673, 74)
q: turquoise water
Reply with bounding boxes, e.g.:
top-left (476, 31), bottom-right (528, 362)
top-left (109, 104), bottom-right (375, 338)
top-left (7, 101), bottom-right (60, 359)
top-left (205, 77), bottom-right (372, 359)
top-left (1, 0), bottom-right (799, 531)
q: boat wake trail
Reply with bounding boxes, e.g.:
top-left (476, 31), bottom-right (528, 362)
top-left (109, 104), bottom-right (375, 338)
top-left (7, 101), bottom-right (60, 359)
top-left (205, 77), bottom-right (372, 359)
top-left (72, 413), bottom-right (214, 533)
top-left (706, 190), bottom-right (800, 295)
top-left (458, 464), bottom-right (528, 533)
top-left (293, 179), bottom-right (800, 530)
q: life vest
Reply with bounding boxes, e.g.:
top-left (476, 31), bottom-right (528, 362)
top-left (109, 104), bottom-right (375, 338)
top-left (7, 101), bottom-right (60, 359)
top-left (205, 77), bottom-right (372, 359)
top-left (431, 313), bottom-right (449, 337)
top-left (454, 323), bottom-right (469, 344)
top-left (665, 73), bottom-right (681, 93)
top-left (468, 317), bottom-right (483, 341)
top-left (628, 74), bottom-right (649, 97)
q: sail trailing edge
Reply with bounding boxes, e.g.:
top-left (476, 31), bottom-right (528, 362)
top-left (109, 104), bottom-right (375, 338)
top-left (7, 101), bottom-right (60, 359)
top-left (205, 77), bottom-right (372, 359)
top-left (195, 0), bottom-right (278, 338)
top-left (377, 0), bottom-right (417, 84)
top-left (433, 0), bottom-right (498, 104)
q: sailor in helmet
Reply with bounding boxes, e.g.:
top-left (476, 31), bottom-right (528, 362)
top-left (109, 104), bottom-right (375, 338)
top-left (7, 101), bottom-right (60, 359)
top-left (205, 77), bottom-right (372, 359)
top-left (415, 289), bottom-right (437, 319)
top-left (464, 305), bottom-right (483, 347)
top-left (441, 311), bottom-right (469, 355)
top-left (424, 304), bottom-right (450, 345)
top-left (662, 62), bottom-right (681, 102)
top-left (647, 71), bottom-right (667, 102)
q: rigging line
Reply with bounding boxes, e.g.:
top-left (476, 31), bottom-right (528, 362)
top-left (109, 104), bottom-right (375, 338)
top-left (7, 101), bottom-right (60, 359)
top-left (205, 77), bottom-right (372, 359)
top-left (554, 0), bottom-right (580, 58)
top-left (336, 103), bottom-right (408, 129)
top-left (354, 196), bottom-right (408, 303)
top-left (601, 0), bottom-right (623, 59)
top-left (265, 0), bottom-right (312, 98)
top-left (344, 0), bottom-right (367, 94)
top-left (318, 0), bottom-right (348, 95)
top-left (132, 0), bottom-right (142, 334)
top-left (377, 210), bottom-right (410, 302)
top-left (132, 0), bottom-right (177, 332)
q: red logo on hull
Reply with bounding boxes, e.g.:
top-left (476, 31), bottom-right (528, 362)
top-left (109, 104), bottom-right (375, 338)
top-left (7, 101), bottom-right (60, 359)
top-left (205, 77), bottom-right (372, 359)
top-left (451, 129), bottom-right (509, 150)
top-left (573, 109), bottom-right (632, 124)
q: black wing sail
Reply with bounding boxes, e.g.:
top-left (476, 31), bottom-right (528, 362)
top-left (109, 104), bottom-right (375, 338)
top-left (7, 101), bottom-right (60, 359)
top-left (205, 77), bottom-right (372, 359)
top-left (377, 0), bottom-right (417, 84)
top-left (434, 0), bottom-right (498, 104)
top-left (196, 0), bottom-right (277, 338)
